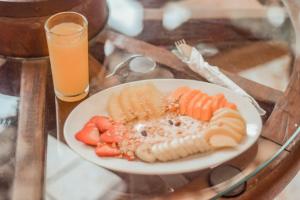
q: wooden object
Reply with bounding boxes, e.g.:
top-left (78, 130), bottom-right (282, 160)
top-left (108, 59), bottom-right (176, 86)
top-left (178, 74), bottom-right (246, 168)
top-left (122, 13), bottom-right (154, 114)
top-left (0, 0), bottom-right (108, 57)
top-left (12, 59), bottom-right (48, 200)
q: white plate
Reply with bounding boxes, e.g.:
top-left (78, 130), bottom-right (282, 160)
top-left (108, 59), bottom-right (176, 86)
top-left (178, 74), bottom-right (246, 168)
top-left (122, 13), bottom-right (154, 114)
top-left (64, 79), bottom-right (262, 175)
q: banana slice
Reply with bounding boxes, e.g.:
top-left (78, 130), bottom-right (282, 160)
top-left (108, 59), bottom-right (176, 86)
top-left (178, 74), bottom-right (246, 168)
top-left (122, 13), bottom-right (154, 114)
top-left (203, 125), bottom-right (243, 142)
top-left (209, 134), bottom-right (238, 148)
top-left (211, 108), bottom-right (244, 122)
top-left (210, 117), bottom-right (246, 135)
top-left (135, 143), bottom-right (156, 163)
top-left (107, 93), bottom-right (126, 122)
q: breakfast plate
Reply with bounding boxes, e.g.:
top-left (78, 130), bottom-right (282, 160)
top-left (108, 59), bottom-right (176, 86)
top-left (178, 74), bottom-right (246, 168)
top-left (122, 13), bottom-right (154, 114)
top-left (64, 79), bottom-right (262, 174)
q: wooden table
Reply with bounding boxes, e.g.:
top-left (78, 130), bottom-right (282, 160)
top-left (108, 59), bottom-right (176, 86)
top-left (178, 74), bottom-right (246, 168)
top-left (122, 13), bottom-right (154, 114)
top-left (1, 0), bottom-right (300, 199)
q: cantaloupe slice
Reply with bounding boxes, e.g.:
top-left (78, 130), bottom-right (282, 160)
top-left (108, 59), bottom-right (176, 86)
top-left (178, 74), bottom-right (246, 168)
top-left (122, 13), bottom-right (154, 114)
top-left (209, 134), bottom-right (238, 148)
top-left (204, 125), bottom-right (243, 142)
top-left (224, 102), bottom-right (237, 110)
top-left (199, 99), bottom-right (213, 121)
top-left (107, 93), bottom-right (126, 122)
top-left (179, 89), bottom-right (199, 115)
top-left (168, 86), bottom-right (190, 103)
top-left (186, 91), bottom-right (203, 116)
top-left (211, 108), bottom-right (244, 122)
top-left (192, 94), bottom-right (210, 119)
top-left (211, 94), bottom-right (225, 112)
top-left (119, 87), bottom-right (136, 121)
top-left (210, 117), bottom-right (246, 135)
top-left (218, 98), bottom-right (227, 109)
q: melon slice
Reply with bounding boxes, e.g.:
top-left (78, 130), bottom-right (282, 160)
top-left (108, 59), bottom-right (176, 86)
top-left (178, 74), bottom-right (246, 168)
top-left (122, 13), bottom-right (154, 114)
top-left (192, 94), bottom-right (210, 119)
top-left (199, 99), bottom-right (213, 121)
top-left (211, 94), bottom-right (225, 112)
top-left (187, 92), bottom-right (203, 116)
top-left (179, 89), bottom-right (199, 115)
top-left (168, 86), bottom-right (190, 103)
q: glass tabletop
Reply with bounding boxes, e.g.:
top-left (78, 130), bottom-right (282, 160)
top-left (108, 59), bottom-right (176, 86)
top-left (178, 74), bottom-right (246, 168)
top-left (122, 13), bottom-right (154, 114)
top-left (44, 0), bottom-right (299, 199)
top-left (0, 0), bottom-right (299, 200)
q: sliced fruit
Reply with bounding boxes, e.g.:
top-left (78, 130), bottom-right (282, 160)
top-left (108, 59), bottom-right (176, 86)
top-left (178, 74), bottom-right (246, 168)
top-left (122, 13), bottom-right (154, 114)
top-left (192, 94), bottom-right (210, 119)
top-left (210, 117), bottom-right (246, 134)
top-left (203, 125), bottom-right (243, 142)
top-left (145, 83), bottom-right (166, 117)
top-left (75, 125), bottom-right (100, 146)
top-left (187, 91), bottom-right (203, 116)
top-left (218, 98), bottom-right (227, 109)
top-left (211, 94), bottom-right (225, 112)
top-left (119, 87), bottom-right (136, 121)
top-left (107, 93), bottom-right (126, 122)
top-left (224, 102), bottom-right (237, 110)
top-left (208, 134), bottom-right (238, 148)
top-left (211, 108), bottom-right (244, 122)
top-left (95, 144), bottom-right (121, 157)
top-left (136, 143), bottom-right (156, 162)
top-left (199, 99), bottom-right (213, 121)
top-left (100, 131), bottom-right (123, 143)
top-left (90, 116), bottom-right (113, 132)
top-left (168, 86), bottom-right (190, 102)
top-left (129, 85), bottom-right (148, 119)
top-left (179, 89), bottom-right (200, 115)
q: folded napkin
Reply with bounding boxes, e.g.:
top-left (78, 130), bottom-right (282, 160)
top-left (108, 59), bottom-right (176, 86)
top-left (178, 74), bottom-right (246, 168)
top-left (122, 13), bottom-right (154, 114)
top-left (174, 47), bottom-right (266, 116)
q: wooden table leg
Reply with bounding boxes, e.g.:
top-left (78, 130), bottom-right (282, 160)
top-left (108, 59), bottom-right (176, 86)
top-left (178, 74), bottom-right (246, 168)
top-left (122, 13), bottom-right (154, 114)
top-left (12, 59), bottom-right (48, 200)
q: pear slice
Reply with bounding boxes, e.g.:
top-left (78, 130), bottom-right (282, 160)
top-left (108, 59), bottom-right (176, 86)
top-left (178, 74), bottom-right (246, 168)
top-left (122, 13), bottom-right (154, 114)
top-left (204, 125), bottom-right (243, 142)
top-left (210, 117), bottom-right (246, 135)
top-left (209, 134), bottom-right (238, 148)
top-left (144, 83), bottom-right (165, 117)
top-left (211, 108), bottom-right (244, 122)
top-left (129, 86), bottom-right (148, 119)
top-left (107, 93), bottom-right (126, 122)
top-left (119, 86), bottom-right (136, 121)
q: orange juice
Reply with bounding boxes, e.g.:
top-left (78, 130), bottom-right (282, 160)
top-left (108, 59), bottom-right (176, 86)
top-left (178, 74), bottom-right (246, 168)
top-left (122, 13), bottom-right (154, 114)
top-left (47, 22), bottom-right (89, 102)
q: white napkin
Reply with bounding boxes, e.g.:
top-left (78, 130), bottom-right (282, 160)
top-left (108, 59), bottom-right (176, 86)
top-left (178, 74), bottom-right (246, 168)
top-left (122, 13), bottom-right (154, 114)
top-left (175, 47), bottom-right (266, 116)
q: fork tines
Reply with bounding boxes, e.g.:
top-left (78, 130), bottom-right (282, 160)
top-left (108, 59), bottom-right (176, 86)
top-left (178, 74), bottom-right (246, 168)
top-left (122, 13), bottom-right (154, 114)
top-left (174, 39), bottom-right (186, 49)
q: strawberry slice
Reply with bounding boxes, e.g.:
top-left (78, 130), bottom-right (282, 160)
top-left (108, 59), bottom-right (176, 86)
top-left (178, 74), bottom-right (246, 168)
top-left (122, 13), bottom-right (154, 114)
top-left (95, 144), bottom-right (121, 157)
top-left (90, 116), bottom-right (113, 132)
top-left (75, 125), bottom-right (100, 146)
top-left (100, 131), bottom-right (123, 143)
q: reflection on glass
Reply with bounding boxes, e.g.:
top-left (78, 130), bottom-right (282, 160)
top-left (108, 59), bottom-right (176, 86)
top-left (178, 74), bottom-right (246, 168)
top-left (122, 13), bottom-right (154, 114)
top-left (107, 0), bottom-right (143, 36)
top-left (163, 3), bottom-right (191, 30)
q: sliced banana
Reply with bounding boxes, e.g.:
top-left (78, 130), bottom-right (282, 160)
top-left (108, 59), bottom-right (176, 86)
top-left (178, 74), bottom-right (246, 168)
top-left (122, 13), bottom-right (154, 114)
top-left (147, 135), bottom-right (211, 162)
top-left (135, 143), bottom-right (156, 163)
top-left (211, 108), bottom-right (244, 122)
top-left (203, 125), bottom-right (243, 142)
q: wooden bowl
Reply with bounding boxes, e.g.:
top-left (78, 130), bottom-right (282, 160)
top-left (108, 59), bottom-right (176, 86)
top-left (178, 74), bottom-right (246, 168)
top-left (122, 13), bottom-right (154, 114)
top-left (0, 0), bottom-right (108, 57)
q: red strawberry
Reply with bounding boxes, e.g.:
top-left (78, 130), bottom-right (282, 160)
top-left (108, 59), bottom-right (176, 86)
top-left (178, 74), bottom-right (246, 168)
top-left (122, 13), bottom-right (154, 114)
top-left (75, 125), bottom-right (100, 146)
top-left (95, 144), bottom-right (121, 157)
top-left (100, 131), bottom-right (123, 143)
top-left (90, 116), bottom-right (113, 132)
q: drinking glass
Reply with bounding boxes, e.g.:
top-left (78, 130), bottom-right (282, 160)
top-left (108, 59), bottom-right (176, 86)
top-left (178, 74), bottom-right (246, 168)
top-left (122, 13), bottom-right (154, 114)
top-left (45, 12), bottom-right (89, 102)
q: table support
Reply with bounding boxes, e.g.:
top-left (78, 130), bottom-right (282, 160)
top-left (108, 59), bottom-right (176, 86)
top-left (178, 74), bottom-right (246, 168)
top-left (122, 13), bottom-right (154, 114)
top-left (12, 59), bottom-right (48, 200)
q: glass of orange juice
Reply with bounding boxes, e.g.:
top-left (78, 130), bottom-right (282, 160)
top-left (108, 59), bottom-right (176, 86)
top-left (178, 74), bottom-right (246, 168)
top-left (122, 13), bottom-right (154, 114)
top-left (44, 12), bottom-right (89, 102)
